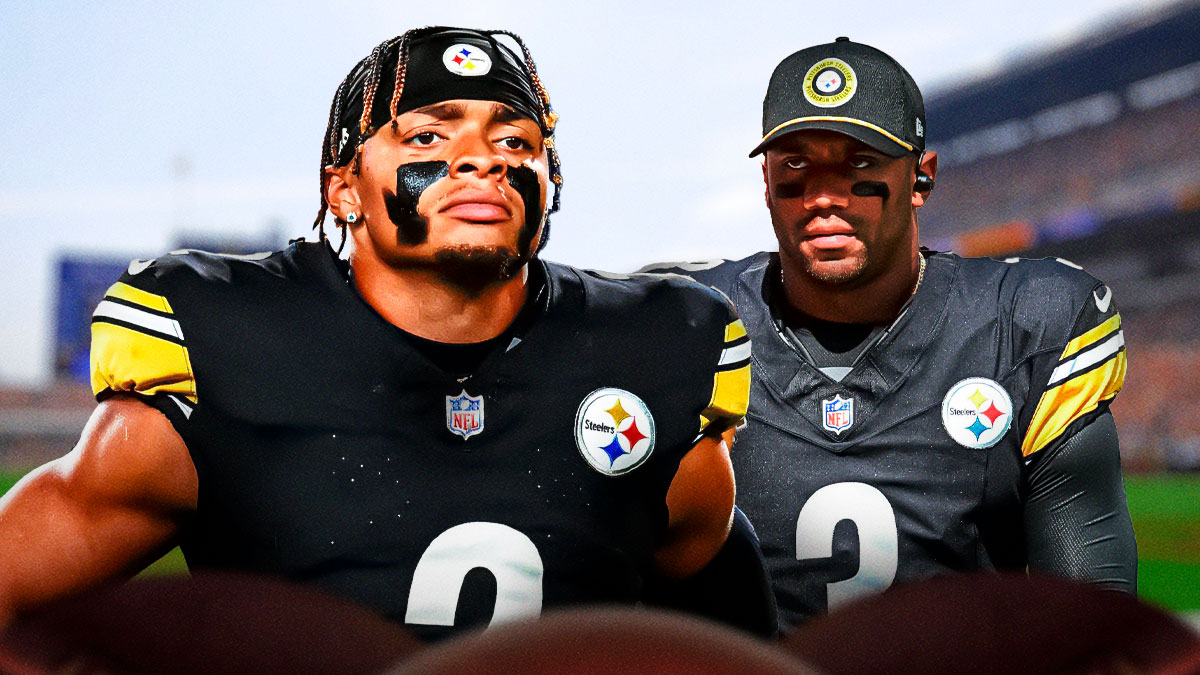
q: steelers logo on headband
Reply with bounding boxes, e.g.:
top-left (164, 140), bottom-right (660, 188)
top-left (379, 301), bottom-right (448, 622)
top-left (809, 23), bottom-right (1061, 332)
top-left (328, 29), bottom-right (548, 168)
top-left (442, 43), bottom-right (493, 77)
top-left (803, 58), bottom-right (857, 108)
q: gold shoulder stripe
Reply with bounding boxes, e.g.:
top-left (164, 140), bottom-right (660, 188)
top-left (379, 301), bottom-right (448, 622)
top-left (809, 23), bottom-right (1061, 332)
top-left (725, 319), bottom-right (747, 343)
top-left (104, 281), bottom-right (174, 314)
top-left (1062, 314), bottom-right (1121, 361)
top-left (91, 322), bottom-right (197, 403)
top-left (702, 320), bottom-right (751, 431)
top-left (717, 320), bottom-right (751, 370)
top-left (1022, 349), bottom-right (1125, 457)
top-left (700, 362), bottom-right (750, 434)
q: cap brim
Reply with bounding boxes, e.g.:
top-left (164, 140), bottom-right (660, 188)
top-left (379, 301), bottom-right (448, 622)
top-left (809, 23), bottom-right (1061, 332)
top-left (749, 118), bottom-right (913, 158)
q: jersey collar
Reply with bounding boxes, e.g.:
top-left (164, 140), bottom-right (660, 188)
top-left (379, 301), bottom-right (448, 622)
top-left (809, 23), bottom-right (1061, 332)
top-left (734, 251), bottom-right (958, 441)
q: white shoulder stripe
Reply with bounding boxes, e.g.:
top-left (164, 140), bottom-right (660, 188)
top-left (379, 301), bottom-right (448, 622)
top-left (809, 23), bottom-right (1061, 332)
top-left (1048, 331), bottom-right (1124, 387)
top-left (93, 299), bottom-right (185, 341)
top-left (719, 341), bottom-right (752, 366)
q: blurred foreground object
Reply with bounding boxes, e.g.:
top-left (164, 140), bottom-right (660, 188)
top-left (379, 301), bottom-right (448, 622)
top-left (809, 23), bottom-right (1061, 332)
top-left (390, 606), bottom-right (812, 674)
top-left (0, 572), bottom-right (421, 675)
top-left (784, 572), bottom-right (1200, 674)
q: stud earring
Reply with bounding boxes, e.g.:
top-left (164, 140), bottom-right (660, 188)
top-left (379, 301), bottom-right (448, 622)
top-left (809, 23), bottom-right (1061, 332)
top-left (345, 212), bottom-right (359, 224)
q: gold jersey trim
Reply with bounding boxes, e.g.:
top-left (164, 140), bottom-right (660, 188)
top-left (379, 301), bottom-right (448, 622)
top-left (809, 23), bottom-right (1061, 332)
top-left (1022, 317), bottom-right (1126, 457)
top-left (90, 322), bottom-right (198, 403)
top-left (105, 281), bottom-right (174, 313)
top-left (1061, 314), bottom-right (1121, 361)
top-left (700, 320), bottom-right (751, 434)
top-left (90, 282), bottom-right (197, 404)
top-left (724, 319), bottom-right (748, 343)
top-left (719, 319), bottom-right (751, 369)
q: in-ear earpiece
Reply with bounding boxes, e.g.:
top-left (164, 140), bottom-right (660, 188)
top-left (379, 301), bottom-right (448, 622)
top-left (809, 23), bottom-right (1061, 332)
top-left (914, 172), bottom-right (935, 193)
top-left (914, 151), bottom-right (934, 193)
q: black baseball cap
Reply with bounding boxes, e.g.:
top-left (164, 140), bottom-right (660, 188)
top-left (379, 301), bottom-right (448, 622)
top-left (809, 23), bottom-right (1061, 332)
top-left (750, 37), bottom-right (925, 158)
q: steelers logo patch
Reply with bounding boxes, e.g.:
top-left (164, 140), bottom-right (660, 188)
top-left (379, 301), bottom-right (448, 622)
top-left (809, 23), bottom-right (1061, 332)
top-left (575, 388), bottom-right (656, 476)
top-left (442, 44), bottom-right (492, 77)
top-left (803, 58), bottom-right (857, 108)
top-left (941, 378), bottom-right (1013, 449)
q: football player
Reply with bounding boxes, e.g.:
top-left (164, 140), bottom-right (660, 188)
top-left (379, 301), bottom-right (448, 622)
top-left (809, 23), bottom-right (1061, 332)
top-left (0, 27), bottom-right (774, 640)
top-left (644, 37), bottom-right (1137, 632)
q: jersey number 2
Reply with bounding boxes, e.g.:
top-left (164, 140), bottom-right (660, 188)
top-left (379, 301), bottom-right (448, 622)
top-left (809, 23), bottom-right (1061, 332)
top-left (404, 522), bottom-right (544, 627)
top-left (795, 482), bottom-right (898, 610)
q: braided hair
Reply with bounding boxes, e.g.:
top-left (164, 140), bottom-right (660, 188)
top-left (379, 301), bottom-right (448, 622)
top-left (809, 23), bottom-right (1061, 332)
top-left (313, 28), bottom-right (563, 253)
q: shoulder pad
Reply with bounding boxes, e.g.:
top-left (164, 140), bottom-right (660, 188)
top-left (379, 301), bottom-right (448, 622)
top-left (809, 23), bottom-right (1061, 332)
top-left (90, 256), bottom-right (198, 406)
top-left (636, 252), bottom-right (768, 296)
top-left (89, 246), bottom-right (295, 408)
top-left (703, 315), bottom-right (751, 435)
top-left (1001, 257), bottom-right (1126, 457)
top-left (563, 264), bottom-right (751, 435)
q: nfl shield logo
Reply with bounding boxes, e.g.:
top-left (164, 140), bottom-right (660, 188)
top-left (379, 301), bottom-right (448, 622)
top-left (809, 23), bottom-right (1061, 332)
top-left (822, 394), bottom-right (854, 435)
top-left (446, 390), bottom-right (484, 440)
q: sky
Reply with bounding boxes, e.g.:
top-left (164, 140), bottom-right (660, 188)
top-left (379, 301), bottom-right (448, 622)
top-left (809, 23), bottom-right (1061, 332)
top-left (0, 0), bottom-right (1180, 386)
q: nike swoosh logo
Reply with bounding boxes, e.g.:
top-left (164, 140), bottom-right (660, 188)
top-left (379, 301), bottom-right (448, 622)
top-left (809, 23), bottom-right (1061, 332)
top-left (1093, 286), bottom-right (1113, 313)
top-left (127, 259), bottom-right (153, 275)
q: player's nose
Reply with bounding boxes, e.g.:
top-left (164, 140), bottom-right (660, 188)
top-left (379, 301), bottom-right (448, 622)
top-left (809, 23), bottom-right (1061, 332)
top-left (802, 170), bottom-right (851, 210)
top-left (448, 132), bottom-right (507, 182)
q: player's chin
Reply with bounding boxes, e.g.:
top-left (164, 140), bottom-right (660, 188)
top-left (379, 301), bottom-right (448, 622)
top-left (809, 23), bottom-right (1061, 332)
top-left (431, 244), bottom-right (529, 290)
top-left (800, 249), bottom-right (867, 285)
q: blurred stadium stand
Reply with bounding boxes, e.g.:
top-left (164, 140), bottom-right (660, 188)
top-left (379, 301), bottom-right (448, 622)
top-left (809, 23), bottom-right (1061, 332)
top-left (923, 1), bottom-right (1200, 472)
top-left (1, 6), bottom-right (1197, 476)
top-left (0, 231), bottom-right (285, 471)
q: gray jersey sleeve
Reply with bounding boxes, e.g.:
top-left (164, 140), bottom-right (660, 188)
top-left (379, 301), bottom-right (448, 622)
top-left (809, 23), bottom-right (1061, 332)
top-left (1023, 411), bottom-right (1137, 593)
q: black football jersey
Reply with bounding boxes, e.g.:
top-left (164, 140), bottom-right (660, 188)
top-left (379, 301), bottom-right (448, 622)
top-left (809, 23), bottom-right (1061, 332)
top-left (647, 251), bottom-right (1126, 629)
top-left (89, 241), bottom-right (749, 640)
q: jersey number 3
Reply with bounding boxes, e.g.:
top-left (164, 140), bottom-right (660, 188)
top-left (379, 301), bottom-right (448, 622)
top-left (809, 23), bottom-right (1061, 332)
top-left (405, 522), bottom-right (544, 627)
top-left (796, 482), bottom-right (898, 610)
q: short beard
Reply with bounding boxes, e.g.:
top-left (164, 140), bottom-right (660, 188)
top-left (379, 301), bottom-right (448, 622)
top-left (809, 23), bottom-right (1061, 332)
top-left (802, 249), bottom-right (869, 286)
top-left (431, 245), bottom-right (531, 297)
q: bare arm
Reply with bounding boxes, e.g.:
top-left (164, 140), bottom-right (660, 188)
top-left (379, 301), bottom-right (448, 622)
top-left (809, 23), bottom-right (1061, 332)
top-left (0, 395), bottom-right (197, 627)
top-left (654, 427), bottom-right (737, 579)
top-left (644, 506), bottom-right (779, 637)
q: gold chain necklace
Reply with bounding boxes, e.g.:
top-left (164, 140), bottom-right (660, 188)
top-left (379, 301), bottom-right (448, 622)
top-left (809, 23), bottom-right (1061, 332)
top-left (913, 254), bottom-right (927, 296)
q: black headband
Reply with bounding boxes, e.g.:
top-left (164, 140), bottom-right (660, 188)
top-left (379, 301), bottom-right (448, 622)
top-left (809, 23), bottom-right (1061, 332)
top-left (330, 27), bottom-right (549, 167)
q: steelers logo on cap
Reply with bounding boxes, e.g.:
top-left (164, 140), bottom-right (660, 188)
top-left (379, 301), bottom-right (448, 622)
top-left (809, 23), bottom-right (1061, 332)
top-left (442, 44), bottom-right (493, 77)
top-left (803, 58), bottom-right (857, 108)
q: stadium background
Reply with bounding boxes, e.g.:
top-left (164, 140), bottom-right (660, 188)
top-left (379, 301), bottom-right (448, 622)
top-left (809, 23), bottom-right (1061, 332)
top-left (2, 2), bottom-right (1197, 620)
top-left (919, 3), bottom-right (1200, 614)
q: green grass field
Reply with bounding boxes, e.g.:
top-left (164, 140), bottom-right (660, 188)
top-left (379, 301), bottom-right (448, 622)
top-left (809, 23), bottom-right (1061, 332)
top-left (2, 470), bottom-right (1198, 608)
top-left (1123, 473), bottom-right (1200, 612)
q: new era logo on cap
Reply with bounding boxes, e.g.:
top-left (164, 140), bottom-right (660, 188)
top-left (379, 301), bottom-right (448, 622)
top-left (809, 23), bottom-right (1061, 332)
top-left (750, 37), bottom-right (926, 158)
